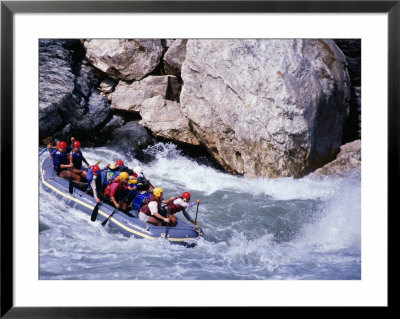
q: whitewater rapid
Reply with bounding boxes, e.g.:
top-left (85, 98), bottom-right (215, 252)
top-left (39, 143), bottom-right (361, 280)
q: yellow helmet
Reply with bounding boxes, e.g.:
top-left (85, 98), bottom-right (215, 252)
top-left (153, 187), bottom-right (163, 197)
top-left (119, 172), bottom-right (129, 180)
top-left (128, 178), bottom-right (137, 185)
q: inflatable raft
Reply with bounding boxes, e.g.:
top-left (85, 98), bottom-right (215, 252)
top-left (40, 157), bottom-right (204, 246)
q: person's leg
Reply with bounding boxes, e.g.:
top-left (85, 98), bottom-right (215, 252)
top-left (60, 169), bottom-right (82, 182)
top-left (148, 216), bottom-right (162, 226)
top-left (73, 168), bottom-right (87, 181)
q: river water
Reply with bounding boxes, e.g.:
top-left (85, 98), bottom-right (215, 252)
top-left (39, 143), bottom-right (361, 280)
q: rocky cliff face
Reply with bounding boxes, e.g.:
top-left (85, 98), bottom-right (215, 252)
top-left (39, 39), bottom-right (124, 145)
top-left (39, 38), bottom-right (360, 178)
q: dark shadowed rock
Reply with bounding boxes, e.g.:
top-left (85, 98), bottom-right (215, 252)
top-left (109, 121), bottom-right (155, 150)
top-left (39, 39), bottom-right (78, 139)
top-left (39, 39), bottom-right (125, 145)
top-left (313, 139), bottom-right (361, 176)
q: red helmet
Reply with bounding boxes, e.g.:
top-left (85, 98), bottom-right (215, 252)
top-left (74, 141), bottom-right (81, 149)
top-left (182, 192), bottom-right (191, 201)
top-left (92, 165), bottom-right (100, 173)
top-left (116, 160), bottom-right (124, 166)
top-left (58, 141), bottom-right (67, 149)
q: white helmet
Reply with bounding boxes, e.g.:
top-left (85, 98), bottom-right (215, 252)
top-left (133, 166), bottom-right (143, 176)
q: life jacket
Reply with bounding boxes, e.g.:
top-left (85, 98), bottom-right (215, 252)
top-left (52, 150), bottom-right (70, 173)
top-left (140, 194), bottom-right (161, 216)
top-left (136, 176), bottom-right (150, 192)
top-left (132, 193), bottom-right (150, 211)
top-left (106, 168), bottom-right (119, 183)
top-left (86, 169), bottom-right (105, 191)
top-left (103, 180), bottom-right (123, 198)
top-left (166, 196), bottom-right (184, 214)
top-left (72, 150), bottom-right (83, 169)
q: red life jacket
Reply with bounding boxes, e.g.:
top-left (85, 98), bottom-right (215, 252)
top-left (104, 180), bottom-right (122, 198)
top-left (166, 196), bottom-right (184, 214)
top-left (140, 194), bottom-right (161, 216)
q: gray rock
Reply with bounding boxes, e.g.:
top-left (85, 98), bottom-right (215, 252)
top-left (180, 39), bottom-right (351, 178)
top-left (110, 120), bottom-right (154, 150)
top-left (75, 89), bottom-right (111, 130)
top-left (313, 139), bottom-right (361, 176)
top-left (163, 39), bottom-right (188, 76)
top-left (84, 39), bottom-right (164, 81)
top-left (109, 75), bottom-right (180, 112)
top-left (39, 39), bottom-right (125, 145)
top-left (39, 39), bottom-right (77, 139)
top-left (139, 95), bottom-right (200, 145)
top-left (98, 78), bottom-right (117, 94)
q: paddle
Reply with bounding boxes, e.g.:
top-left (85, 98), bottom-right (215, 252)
top-left (68, 167), bottom-right (74, 194)
top-left (101, 205), bottom-right (119, 226)
top-left (164, 210), bottom-right (171, 240)
top-left (90, 202), bottom-right (100, 222)
top-left (101, 192), bottom-right (132, 226)
top-left (194, 202), bottom-right (200, 224)
top-left (93, 160), bottom-right (101, 167)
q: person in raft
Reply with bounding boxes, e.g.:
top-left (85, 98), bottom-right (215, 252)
top-left (139, 187), bottom-right (170, 226)
top-left (52, 140), bottom-right (82, 182)
top-left (70, 140), bottom-right (91, 181)
top-left (105, 162), bottom-right (120, 184)
top-left (133, 166), bottom-right (153, 193)
top-left (103, 171), bottom-right (130, 210)
top-left (47, 138), bottom-right (59, 158)
top-left (86, 164), bottom-right (109, 203)
top-left (125, 177), bottom-right (139, 207)
top-left (162, 192), bottom-right (200, 226)
top-left (115, 159), bottom-right (134, 176)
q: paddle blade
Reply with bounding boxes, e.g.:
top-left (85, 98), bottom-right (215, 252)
top-left (69, 179), bottom-right (73, 194)
top-left (101, 217), bottom-right (109, 226)
top-left (90, 203), bottom-right (99, 222)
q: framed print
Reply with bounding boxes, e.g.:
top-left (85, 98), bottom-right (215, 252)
top-left (1, 0), bottom-right (396, 317)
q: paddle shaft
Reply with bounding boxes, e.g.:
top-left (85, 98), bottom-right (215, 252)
top-left (101, 192), bottom-right (131, 226)
top-left (68, 166), bottom-right (74, 194)
top-left (101, 206), bottom-right (119, 226)
top-left (165, 210), bottom-right (171, 240)
top-left (194, 202), bottom-right (199, 224)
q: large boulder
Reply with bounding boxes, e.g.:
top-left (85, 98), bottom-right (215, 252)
top-left (109, 120), bottom-right (154, 147)
top-left (313, 139), bottom-right (361, 176)
top-left (180, 39), bottom-right (351, 178)
top-left (108, 121), bottom-right (155, 161)
top-left (163, 39), bottom-right (188, 76)
top-left (109, 75), bottom-right (180, 112)
top-left (139, 96), bottom-right (200, 145)
top-left (83, 39), bottom-right (164, 81)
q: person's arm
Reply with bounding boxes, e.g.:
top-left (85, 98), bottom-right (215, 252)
top-left (83, 155), bottom-right (90, 167)
top-left (162, 196), bottom-right (175, 204)
top-left (70, 137), bottom-right (75, 149)
top-left (179, 198), bottom-right (200, 224)
top-left (149, 201), bottom-right (169, 223)
top-left (110, 183), bottom-right (120, 208)
top-left (91, 176), bottom-right (100, 203)
top-left (60, 154), bottom-right (73, 169)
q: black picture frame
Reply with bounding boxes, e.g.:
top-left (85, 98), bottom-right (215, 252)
top-left (1, 0), bottom-right (396, 317)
